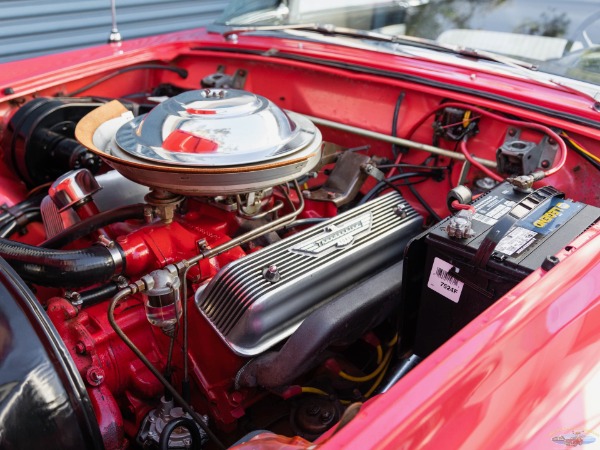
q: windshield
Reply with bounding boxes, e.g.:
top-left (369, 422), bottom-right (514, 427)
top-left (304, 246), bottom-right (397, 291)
top-left (218, 0), bottom-right (600, 85)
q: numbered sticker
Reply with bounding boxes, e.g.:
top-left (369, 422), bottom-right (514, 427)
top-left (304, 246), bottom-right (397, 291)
top-left (495, 226), bottom-right (537, 256)
top-left (427, 257), bottom-right (464, 303)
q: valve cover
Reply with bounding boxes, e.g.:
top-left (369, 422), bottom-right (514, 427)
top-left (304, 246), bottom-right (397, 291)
top-left (196, 192), bottom-right (423, 356)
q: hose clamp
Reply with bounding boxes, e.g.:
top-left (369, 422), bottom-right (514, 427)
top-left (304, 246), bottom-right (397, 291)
top-left (97, 235), bottom-right (124, 274)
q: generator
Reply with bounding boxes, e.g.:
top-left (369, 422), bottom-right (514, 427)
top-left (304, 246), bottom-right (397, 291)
top-left (401, 182), bottom-right (600, 357)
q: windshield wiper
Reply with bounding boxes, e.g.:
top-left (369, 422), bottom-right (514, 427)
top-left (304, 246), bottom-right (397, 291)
top-left (452, 47), bottom-right (538, 71)
top-left (221, 23), bottom-right (538, 70)
top-left (221, 23), bottom-right (600, 109)
top-left (222, 23), bottom-right (399, 43)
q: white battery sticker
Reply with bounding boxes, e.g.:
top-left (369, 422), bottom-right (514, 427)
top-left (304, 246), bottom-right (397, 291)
top-left (488, 204), bottom-right (512, 219)
top-left (495, 226), bottom-right (538, 256)
top-left (473, 213), bottom-right (497, 226)
top-left (472, 196), bottom-right (516, 225)
top-left (427, 257), bottom-right (464, 303)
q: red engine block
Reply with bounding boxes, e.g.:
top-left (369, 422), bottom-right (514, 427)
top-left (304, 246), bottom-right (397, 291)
top-left (45, 199), bottom-right (263, 449)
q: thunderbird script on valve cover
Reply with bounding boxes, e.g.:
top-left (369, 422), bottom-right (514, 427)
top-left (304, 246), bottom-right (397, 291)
top-left (1, 1), bottom-right (600, 449)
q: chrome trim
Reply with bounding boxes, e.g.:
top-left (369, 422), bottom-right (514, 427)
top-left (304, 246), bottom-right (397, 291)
top-left (196, 192), bottom-right (422, 356)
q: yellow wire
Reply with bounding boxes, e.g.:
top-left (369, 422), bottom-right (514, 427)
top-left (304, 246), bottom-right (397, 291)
top-left (301, 387), bottom-right (329, 396)
top-left (387, 334), bottom-right (399, 347)
top-left (365, 358), bottom-right (392, 398)
top-left (363, 334), bottom-right (397, 394)
top-left (561, 132), bottom-right (600, 164)
top-left (338, 348), bottom-right (393, 383)
top-left (376, 345), bottom-right (383, 364)
top-left (462, 110), bottom-right (472, 128)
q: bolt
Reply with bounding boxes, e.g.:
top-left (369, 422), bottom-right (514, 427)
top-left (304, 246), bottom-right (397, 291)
top-left (75, 342), bottom-right (86, 355)
top-left (307, 405), bottom-right (321, 416)
top-left (115, 276), bottom-right (128, 289)
top-left (541, 159), bottom-right (550, 168)
top-left (90, 371), bottom-right (103, 383)
top-left (87, 367), bottom-right (105, 386)
top-left (263, 264), bottom-right (281, 282)
top-left (197, 239), bottom-right (209, 252)
top-left (508, 128), bottom-right (517, 137)
top-left (302, 190), bottom-right (311, 198)
top-left (3, 87), bottom-right (14, 95)
top-left (393, 204), bottom-right (407, 218)
top-left (66, 290), bottom-right (82, 306)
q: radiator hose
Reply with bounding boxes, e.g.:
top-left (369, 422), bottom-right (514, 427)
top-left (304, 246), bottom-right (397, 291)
top-left (0, 239), bottom-right (121, 288)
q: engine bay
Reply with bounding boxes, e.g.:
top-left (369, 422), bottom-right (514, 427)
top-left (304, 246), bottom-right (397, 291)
top-left (1, 48), bottom-right (599, 449)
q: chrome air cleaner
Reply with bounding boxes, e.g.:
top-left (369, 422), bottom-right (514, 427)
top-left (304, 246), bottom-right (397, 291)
top-left (75, 89), bottom-right (322, 195)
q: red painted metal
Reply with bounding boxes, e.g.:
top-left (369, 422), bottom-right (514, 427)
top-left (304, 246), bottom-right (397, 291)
top-left (1, 23), bottom-right (600, 450)
top-left (42, 201), bottom-right (260, 446)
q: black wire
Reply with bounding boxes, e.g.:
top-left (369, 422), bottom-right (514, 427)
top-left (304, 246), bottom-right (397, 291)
top-left (381, 178), bottom-right (406, 198)
top-left (283, 217), bottom-right (328, 231)
top-left (564, 139), bottom-right (600, 171)
top-left (358, 172), bottom-right (427, 205)
top-left (388, 92), bottom-right (442, 221)
top-left (376, 163), bottom-right (448, 172)
top-left (406, 181), bottom-right (442, 222)
top-left (391, 92), bottom-right (406, 157)
top-left (66, 64), bottom-right (188, 97)
top-left (393, 176), bottom-right (432, 187)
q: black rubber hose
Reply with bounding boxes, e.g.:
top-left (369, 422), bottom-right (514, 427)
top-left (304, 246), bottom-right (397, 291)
top-left (158, 417), bottom-right (203, 450)
top-left (0, 240), bottom-right (118, 288)
top-left (79, 282), bottom-right (121, 307)
top-left (41, 203), bottom-right (146, 249)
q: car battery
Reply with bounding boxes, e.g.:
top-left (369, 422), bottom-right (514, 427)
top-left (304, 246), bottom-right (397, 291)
top-left (400, 182), bottom-right (600, 357)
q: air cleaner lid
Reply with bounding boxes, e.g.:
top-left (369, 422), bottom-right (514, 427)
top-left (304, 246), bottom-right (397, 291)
top-left (114, 89), bottom-right (315, 167)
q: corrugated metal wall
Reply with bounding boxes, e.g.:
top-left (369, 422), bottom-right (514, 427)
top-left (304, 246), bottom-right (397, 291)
top-left (0, 0), bottom-right (227, 63)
